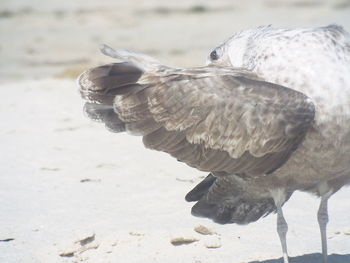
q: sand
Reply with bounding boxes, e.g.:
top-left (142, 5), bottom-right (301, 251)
top-left (0, 1), bottom-right (350, 262)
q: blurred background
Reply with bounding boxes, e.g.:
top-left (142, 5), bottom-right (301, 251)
top-left (1, 1), bottom-right (350, 263)
top-left (1, 0), bottom-right (350, 82)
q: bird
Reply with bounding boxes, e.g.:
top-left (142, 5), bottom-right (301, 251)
top-left (77, 24), bottom-right (350, 263)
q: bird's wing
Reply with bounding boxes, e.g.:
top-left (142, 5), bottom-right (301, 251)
top-left (78, 45), bottom-right (315, 177)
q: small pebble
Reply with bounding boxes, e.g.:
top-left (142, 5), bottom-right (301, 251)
top-left (194, 225), bottom-right (216, 235)
top-left (170, 237), bottom-right (199, 246)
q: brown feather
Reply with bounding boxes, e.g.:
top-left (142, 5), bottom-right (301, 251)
top-left (78, 62), bottom-right (315, 178)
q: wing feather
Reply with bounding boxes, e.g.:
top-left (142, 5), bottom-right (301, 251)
top-left (79, 57), bottom-right (315, 177)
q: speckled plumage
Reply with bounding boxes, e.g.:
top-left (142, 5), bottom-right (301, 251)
top-left (201, 24), bottom-right (350, 221)
top-left (78, 25), bottom-right (350, 262)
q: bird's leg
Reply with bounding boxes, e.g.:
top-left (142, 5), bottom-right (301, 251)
top-left (271, 188), bottom-right (289, 263)
top-left (317, 190), bottom-right (333, 263)
top-left (277, 204), bottom-right (289, 263)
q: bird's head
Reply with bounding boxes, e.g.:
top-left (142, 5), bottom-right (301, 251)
top-left (207, 26), bottom-right (271, 69)
top-left (206, 44), bottom-right (232, 67)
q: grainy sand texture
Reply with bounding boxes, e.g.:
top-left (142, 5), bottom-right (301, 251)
top-left (0, 1), bottom-right (350, 262)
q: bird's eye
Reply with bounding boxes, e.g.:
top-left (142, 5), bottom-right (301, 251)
top-left (210, 50), bottom-right (219, 61)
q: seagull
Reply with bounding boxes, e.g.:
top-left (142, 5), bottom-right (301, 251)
top-left (78, 24), bottom-right (350, 263)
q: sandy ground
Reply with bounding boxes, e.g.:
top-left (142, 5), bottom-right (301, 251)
top-left (1, 1), bottom-right (350, 263)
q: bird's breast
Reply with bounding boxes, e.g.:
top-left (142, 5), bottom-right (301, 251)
top-left (272, 120), bottom-right (350, 190)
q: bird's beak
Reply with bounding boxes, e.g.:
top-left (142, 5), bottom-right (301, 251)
top-left (206, 59), bottom-right (233, 68)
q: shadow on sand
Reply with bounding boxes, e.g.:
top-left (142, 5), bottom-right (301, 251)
top-left (249, 253), bottom-right (350, 263)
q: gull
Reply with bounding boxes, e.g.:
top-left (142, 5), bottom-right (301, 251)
top-left (78, 25), bottom-right (350, 263)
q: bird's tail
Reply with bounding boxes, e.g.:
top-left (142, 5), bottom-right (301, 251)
top-left (186, 174), bottom-right (279, 224)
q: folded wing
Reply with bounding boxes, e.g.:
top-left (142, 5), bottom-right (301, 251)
top-left (78, 45), bottom-right (315, 178)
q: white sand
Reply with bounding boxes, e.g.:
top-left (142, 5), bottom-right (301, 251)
top-left (0, 1), bottom-right (350, 262)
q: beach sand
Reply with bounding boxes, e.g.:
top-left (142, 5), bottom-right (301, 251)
top-left (0, 1), bottom-right (350, 262)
